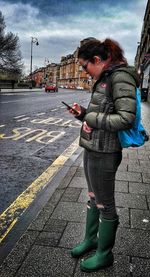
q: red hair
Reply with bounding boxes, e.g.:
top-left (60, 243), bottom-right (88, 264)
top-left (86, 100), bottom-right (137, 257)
top-left (78, 38), bottom-right (127, 65)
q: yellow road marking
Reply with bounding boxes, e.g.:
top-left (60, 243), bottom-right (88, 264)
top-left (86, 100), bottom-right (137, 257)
top-left (0, 137), bottom-right (79, 243)
top-left (0, 218), bottom-right (18, 242)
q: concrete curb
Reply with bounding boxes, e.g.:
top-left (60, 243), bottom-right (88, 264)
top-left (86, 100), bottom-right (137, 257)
top-left (0, 88), bottom-right (44, 93)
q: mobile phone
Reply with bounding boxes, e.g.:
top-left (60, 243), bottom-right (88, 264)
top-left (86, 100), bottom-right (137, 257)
top-left (61, 101), bottom-right (79, 114)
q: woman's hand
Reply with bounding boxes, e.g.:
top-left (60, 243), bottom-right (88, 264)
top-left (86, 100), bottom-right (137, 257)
top-left (82, 121), bottom-right (93, 133)
top-left (69, 103), bottom-right (81, 116)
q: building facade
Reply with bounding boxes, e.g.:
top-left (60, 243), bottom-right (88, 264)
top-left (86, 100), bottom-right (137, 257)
top-left (30, 38), bottom-right (94, 90)
top-left (59, 54), bottom-right (76, 87)
top-left (45, 63), bottom-right (60, 85)
top-left (28, 67), bottom-right (45, 87)
top-left (135, 0), bottom-right (150, 101)
top-left (58, 50), bottom-right (90, 89)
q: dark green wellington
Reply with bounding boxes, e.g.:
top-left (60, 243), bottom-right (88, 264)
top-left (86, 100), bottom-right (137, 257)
top-left (80, 216), bottom-right (119, 272)
top-left (71, 201), bottom-right (100, 258)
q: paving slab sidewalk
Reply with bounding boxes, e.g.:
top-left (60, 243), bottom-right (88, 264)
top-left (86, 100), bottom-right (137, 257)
top-left (0, 102), bottom-right (150, 277)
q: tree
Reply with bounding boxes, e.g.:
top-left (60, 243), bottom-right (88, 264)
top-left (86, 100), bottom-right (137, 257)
top-left (0, 11), bottom-right (23, 78)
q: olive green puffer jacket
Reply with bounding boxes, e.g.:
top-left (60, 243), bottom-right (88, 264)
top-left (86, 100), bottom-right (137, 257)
top-left (77, 65), bottom-right (139, 153)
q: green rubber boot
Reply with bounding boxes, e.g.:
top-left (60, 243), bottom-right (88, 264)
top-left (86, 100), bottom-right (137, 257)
top-left (80, 216), bottom-right (119, 272)
top-left (71, 201), bottom-right (100, 258)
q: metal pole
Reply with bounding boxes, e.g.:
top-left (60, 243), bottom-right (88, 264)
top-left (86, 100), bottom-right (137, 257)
top-left (30, 37), bottom-right (39, 89)
top-left (30, 38), bottom-right (33, 88)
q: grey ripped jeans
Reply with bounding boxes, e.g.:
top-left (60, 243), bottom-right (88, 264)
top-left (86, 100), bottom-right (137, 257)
top-left (83, 149), bottom-right (122, 219)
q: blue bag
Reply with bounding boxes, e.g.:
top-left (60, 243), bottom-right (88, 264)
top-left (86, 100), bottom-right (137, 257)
top-left (118, 88), bottom-right (149, 148)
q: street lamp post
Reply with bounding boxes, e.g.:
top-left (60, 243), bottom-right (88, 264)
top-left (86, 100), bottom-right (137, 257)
top-left (43, 58), bottom-right (49, 83)
top-left (30, 37), bottom-right (39, 88)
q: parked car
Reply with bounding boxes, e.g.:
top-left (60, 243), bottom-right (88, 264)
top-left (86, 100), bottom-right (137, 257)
top-left (67, 84), bottom-right (76, 89)
top-left (64, 85), bottom-right (69, 89)
top-left (76, 86), bottom-right (84, 90)
top-left (45, 83), bottom-right (58, 92)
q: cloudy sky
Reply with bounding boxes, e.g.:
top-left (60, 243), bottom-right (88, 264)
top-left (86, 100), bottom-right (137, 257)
top-left (0, 0), bottom-right (148, 74)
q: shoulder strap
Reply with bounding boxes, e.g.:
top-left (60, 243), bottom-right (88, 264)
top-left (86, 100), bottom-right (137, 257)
top-left (105, 72), bottom-right (114, 99)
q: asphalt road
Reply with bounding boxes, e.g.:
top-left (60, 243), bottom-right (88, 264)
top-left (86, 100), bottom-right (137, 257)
top-left (0, 88), bottom-right (90, 215)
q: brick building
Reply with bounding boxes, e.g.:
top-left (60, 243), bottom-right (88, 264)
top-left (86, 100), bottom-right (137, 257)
top-left (45, 63), bottom-right (60, 85)
top-left (135, 0), bottom-right (150, 101)
top-left (59, 54), bottom-right (76, 88)
top-left (30, 37), bottom-right (95, 90)
top-left (28, 67), bottom-right (45, 87)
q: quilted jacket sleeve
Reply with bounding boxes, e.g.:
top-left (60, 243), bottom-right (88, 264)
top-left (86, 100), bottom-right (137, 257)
top-left (84, 71), bottom-right (136, 132)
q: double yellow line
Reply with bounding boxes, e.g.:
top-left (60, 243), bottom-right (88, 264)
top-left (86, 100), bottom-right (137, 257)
top-left (0, 137), bottom-right (79, 243)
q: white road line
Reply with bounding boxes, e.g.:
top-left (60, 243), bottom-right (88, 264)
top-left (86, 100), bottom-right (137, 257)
top-left (36, 113), bottom-right (46, 116)
top-left (51, 109), bottom-right (58, 112)
top-left (16, 117), bottom-right (30, 122)
top-left (0, 125), bottom-right (5, 128)
top-left (2, 100), bottom-right (24, 104)
top-left (14, 115), bottom-right (26, 119)
top-left (30, 144), bottom-right (47, 155)
top-left (0, 93), bottom-right (27, 96)
top-left (0, 94), bottom-right (12, 96)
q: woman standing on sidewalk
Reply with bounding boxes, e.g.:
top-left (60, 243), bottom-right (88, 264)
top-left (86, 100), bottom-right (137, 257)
top-left (69, 38), bottom-right (139, 272)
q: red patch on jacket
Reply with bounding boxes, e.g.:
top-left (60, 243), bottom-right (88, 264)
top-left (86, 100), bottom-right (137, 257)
top-left (100, 83), bottom-right (107, 88)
